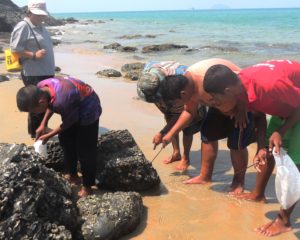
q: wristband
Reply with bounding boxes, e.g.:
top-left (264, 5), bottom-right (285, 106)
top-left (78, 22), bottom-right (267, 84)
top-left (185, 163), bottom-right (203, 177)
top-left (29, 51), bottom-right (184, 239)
top-left (32, 52), bottom-right (36, 60)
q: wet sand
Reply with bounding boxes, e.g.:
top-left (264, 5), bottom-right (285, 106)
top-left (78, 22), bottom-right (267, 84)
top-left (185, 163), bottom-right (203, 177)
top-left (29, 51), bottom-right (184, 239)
top-left (0, 45), bottom-right (299, 239)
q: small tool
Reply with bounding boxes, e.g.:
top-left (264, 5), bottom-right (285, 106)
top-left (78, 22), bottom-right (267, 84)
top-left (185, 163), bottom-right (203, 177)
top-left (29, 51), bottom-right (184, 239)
top-left (151, 147), bottom-right (164, 163)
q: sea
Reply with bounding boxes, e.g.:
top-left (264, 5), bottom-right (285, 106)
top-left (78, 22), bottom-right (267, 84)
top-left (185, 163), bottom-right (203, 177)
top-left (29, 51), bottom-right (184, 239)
top-left (52, 8), bottom-right (300, 67)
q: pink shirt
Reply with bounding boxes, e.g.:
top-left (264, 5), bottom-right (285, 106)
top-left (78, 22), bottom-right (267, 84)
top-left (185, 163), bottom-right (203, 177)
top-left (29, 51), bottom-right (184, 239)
top-left (239, 60), bottom-right (300, 118)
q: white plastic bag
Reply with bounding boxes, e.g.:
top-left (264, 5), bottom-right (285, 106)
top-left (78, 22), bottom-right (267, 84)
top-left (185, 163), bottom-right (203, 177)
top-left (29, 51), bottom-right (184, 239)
top-left (273, 148), bottom-right (300, 209)
top-left (33, 140), bottom-right (48, 158)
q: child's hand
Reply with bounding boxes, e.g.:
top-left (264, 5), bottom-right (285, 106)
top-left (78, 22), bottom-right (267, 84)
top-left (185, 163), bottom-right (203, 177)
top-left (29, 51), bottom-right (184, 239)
top-left (253, 149), bottom-right (267, 172)
top-left (162, 133), bottom-right (172, 148)
top-left (35, 125), bottom-right (46, 140)
top-left (269, 131), bottom-right (282, 154)
top-left (37, 133), bottom-right (51, 145)
top-left (232, 102), bottom-right (249, 129)
top-left (152, 132), bottom-right (163, 150)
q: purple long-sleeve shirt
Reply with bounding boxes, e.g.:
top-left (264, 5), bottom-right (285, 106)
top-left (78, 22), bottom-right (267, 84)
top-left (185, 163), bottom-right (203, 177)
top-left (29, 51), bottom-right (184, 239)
top-left (38, 76), bottom-right (102, 130)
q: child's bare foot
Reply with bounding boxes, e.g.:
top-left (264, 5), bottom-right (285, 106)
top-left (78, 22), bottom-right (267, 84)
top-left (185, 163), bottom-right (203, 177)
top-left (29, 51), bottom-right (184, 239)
top-left (183, 175), bottom-right (212, 184)
top-left (254, 217), bottom-right (292, 237)
top-left (175, 158), bottom-right (190, 171)
top-left (235, 192), bottom-right (267, 203)
top-left (64, 174), bottom-right (81, 186)
top-left (163, 153), bottom-right (181, 164)
top-left (229, 179), bottom-right (244, 195)
top-left (78, 186), bottom-right (93, 198)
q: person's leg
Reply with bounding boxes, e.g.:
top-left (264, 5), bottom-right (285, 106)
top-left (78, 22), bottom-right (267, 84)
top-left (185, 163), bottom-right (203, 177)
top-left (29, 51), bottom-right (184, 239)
top-left (237, 116), bottom-right (281, 202)
top-left (58, 124), bottom-right (81, 185)
top-left (184, 140), bottom-right (218, 184)
top-left (236, 156), bottom-right (274, 202)
top-left (227, 112), bottom-right (262, 196)
top-left (175, 134), bottom-right (192, 170)
top-left (163, 133), bottom-right (181, 164)
top-left (255, 119), bottom-right (300, 236)
top-left (77, 119), bottom-right (99, 197)
top-left (255, 164), bottom-right (299, 237)
top-left (229, 148), bottom-right (248, 194)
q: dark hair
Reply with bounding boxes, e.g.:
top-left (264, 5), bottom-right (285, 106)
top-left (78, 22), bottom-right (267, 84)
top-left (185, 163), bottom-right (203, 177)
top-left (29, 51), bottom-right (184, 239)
top-left (159, 75), bottom-right (189, 101)
top-left (203, 64), bottom-right (239, 94)
top-left (16, 85), bottom-right (42, 112)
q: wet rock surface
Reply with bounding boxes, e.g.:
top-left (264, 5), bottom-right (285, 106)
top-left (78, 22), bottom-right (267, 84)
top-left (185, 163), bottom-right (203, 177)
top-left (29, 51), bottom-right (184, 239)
top-left (96, 130), bottom-right (160, 191)
top-left (96, 69), bottom-right (122, 78)
top-left (121, 62), bottom-right (145, 81)
top-left (44, 130), bottom-right (160, 191)
top-left (0, 75), bottom-right (9, 82)
top-left (78, 192), bottom-right (143, 240)
top-left (0, 143), bottom-right (80, 240)
top-left (142, 43), bottom-right (188, 53)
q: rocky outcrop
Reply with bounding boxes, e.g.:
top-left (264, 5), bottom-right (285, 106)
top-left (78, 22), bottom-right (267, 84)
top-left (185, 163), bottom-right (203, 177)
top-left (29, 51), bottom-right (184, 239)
top-left (42, 130), bottom-right (160, 192)
top-left (0, 143), bottom-right (80, 239)
top-left (78, 192), bottom-right (143, 240)
top-left (0, 142), bottom-right (146, 239)
top-left (142, 43), bottom-right (188, 53)
top-left (0, 0), bottom-right (64, 32)
top-left (96, 130), bottom-right (160, 191)
top-left (0, 0), bottom-right (23, 32)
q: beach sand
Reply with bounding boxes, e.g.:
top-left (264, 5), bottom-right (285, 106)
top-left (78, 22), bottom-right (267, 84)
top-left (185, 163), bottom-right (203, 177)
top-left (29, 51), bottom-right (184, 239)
top-left (0, 43), bottom-right (299, 239)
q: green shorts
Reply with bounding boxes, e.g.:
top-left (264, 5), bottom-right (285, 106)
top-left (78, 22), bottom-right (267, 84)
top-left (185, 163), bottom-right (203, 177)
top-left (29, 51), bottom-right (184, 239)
top-left (267, 116), bottom-right (300, 164)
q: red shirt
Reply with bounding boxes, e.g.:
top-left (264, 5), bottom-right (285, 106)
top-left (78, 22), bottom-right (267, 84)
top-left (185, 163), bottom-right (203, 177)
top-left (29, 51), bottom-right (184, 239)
top-left (239, 60), bottom-right (300, 118)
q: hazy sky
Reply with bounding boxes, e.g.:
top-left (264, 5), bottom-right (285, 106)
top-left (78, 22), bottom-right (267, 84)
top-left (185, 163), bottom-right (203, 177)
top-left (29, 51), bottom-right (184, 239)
top-left (13, 0), bottom-right (300, 13)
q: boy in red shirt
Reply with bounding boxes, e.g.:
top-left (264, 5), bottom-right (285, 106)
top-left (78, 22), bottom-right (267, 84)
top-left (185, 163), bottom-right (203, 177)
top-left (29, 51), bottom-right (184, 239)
top-left (203, 59), bottom-right (300, 237)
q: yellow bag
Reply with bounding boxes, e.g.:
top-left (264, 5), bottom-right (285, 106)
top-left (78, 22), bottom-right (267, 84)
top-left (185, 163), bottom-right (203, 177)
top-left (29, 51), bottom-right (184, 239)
top-left (5, 49), bottom-right (22, 72)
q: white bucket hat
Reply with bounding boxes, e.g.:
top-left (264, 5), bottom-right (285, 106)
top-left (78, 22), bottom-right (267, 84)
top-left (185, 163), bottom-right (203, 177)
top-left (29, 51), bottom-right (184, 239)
top-left (28, 0), bottom-right (49, 16)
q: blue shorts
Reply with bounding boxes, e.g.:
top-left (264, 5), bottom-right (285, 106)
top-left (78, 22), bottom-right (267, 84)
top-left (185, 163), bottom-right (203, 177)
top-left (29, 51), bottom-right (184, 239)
top-left (200, 108), bottom-right (256, 150)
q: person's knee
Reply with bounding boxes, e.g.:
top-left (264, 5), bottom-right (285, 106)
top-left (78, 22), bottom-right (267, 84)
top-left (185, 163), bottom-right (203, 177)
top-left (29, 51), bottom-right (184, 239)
top-left (202, 141), bottom-right (218, 155)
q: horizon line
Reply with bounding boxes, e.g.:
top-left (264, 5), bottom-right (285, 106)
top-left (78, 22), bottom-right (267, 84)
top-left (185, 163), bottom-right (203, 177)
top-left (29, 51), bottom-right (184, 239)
top-left (51, 7), bottom-right (300, 15)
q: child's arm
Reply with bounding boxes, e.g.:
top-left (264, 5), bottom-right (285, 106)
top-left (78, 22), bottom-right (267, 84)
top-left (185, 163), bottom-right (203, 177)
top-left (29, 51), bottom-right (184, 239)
top-left (269, 105), bottom-right (300, 153)
top-left (36, 108), bottom-right (53, 139)
top-left (38, 125), bottom-right (62, 144)
top-left (162, 99), bottom-right (198, 147)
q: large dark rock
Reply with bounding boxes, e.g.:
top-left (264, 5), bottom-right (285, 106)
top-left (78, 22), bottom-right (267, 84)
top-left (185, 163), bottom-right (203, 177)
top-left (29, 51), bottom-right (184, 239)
top-left (0, 143), bottom-right (80, 239)
top-left (96, 130), bottom-right (160, 191)
top-left (78, 192), bottom-right (143, 240)
top-left (0, 0), bottom-right (64, 32)
top-left (142, 43), bottom-right (188, 53)
top-left (43, 130), bottom-right (160, 192)
top-left (0, 0), bottom-right (23, 32)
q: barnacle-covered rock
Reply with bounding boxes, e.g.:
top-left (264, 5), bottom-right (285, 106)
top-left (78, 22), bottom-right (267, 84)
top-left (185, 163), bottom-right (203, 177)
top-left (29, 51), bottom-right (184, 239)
top-left (0, 143), bottom-right (80, 240)
top-left (77, 192), bottom-right (143, 240)
top-left (96, 130), bottom-right (160, 191)
top-left (41, 130), bottom-right (160, 191)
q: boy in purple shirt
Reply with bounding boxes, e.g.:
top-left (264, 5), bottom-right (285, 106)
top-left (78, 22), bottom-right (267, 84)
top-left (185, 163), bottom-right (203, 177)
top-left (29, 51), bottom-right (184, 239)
top-left (16, 76), bottom-right (102, 197)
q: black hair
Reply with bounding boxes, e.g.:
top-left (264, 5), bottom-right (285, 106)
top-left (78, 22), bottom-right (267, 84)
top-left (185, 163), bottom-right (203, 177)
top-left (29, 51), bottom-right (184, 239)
top-left (16, 85), bottom-right (42, 112)
top-left (159, 75), bottom-right (189, 101)
top-left (203, 64), bottom-right (239, 94)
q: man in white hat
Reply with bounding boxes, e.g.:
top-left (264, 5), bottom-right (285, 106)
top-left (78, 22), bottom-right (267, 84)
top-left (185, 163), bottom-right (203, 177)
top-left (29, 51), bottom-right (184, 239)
top-left (10, 0), bottom-right (55, 138)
